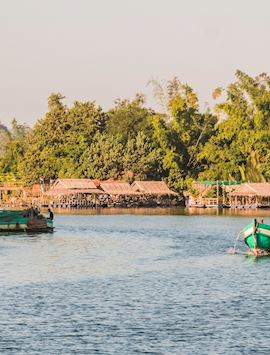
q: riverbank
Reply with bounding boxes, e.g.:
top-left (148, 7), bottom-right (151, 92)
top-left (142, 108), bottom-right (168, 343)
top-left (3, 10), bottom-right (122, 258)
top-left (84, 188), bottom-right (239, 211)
top-left (30, 206), bottom-right (270, 217)
top-left (2, 206), bottom-right (270, 217)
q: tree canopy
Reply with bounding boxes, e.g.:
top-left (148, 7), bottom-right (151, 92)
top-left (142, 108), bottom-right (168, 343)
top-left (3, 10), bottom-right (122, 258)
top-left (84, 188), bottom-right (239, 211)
top-left (199, 70), bottom-right (270, 182)
top-left (0, 71), bottom-right (269, 191)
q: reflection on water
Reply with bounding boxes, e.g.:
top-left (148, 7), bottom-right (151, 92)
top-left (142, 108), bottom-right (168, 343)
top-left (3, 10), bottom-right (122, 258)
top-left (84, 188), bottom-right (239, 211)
top-left (51, 206), bottom-right (270, 217)
top-left (245, 254), bottom-right (270, 264)
top-left (1, 212), bottom-right (270, 354)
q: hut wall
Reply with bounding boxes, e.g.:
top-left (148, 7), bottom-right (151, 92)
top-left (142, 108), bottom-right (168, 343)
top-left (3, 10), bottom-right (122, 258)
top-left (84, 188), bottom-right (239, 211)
top-left (44, 193), bottom-right (180, 208)
top-left (96, 193), bottom-right (180, 208)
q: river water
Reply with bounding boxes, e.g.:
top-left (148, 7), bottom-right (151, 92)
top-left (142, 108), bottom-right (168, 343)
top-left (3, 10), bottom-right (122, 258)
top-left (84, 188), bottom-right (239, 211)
top-left (1, 208), bottom-right (270, 354)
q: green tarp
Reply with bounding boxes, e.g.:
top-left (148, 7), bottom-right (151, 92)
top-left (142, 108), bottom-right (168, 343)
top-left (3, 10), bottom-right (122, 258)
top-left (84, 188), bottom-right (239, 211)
top-left (196, 180), bottom-right (242, 186)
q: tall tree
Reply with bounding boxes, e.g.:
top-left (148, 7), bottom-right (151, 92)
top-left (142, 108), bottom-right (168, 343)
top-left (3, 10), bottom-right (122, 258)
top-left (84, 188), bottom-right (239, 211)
top-left (0, 119), bottom-right (29, 181)
top-left (106, 94), bottom-right (155, 143)
top-left (0, 122), bottom-right (9, 158)
top-left (79, 132), bottom-right (124, 180)
top-left (200, 71), bottom-right (270, 181)
top-left (19, 94), bottom-right (105, 183)
top-left (123, 131), bottom-right (163, 182)
top-left (150, 78), bottom-right (217, 190)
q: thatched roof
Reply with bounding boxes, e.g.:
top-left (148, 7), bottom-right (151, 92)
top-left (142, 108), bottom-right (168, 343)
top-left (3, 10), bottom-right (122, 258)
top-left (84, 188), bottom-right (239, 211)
top-left (132, 181), bottom-right (178, 195)
top-left (52, 179), bottom-right (97, 189)
top-left (46, 188), bottom-right (103, 196)
top-left (229, 183), bottom-right (270, 197)
top-left (0, 183), bottom-right (23, 191)
top-left (100, 181), bottom-right (137, 195)
top-left (23, 184), bottom-right (43, 197)
top-left (45, 179), bottom-right (102, 196)
top-left (184, 183), bottom-right (212, 197)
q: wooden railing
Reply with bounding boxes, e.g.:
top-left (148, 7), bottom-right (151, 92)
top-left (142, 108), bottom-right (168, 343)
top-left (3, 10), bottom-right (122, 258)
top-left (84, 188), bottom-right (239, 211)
top-left (190, 197), bottom-right (226, 206)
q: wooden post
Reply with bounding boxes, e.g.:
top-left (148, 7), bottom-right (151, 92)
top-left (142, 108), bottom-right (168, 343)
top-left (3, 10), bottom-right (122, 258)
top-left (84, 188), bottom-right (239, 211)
top-left (216, 181), bottom-right (219, 207)
top-left (253, 219), bottom-right (258, 255)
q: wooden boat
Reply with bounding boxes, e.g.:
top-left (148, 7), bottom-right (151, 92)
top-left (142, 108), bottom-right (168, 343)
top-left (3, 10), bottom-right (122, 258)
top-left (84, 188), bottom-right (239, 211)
top-left (243, 219), bottom-right (270, 255)
top-left (0, 209), bottom-right (53, 233)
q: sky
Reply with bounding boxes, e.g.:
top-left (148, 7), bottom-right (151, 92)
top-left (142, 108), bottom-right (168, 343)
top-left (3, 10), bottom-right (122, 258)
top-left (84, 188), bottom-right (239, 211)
top-left (0, 0), bottom-right (269, 126)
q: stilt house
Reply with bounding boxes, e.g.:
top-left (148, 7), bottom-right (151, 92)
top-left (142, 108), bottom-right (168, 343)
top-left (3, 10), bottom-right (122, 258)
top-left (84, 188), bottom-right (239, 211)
top-left (131, 181), bottom-right (179, 206)
top-left (99, 181), bottom-right (140, 207)
top-left (229, 183), bottom-right (270, 208)
top-left (131, 181), bottom-right (178, 196)
top-left (45, 179), bottom-right (104, 207)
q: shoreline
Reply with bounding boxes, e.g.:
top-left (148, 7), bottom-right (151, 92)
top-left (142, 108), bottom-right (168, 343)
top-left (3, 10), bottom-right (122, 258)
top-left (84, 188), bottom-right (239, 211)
top-left (1, 206), bottom-right (270, 217)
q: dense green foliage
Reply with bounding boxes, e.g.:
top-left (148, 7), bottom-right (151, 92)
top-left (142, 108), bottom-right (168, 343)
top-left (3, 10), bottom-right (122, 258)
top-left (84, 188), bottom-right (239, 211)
top-left (0, 71), bottom-right (269, 190)
top-left (199, 71), bottom-right (270, 182)
top-left (0, 119), bottom-right (29, 182)
top-left (0, 123), bottom-right (9, 157)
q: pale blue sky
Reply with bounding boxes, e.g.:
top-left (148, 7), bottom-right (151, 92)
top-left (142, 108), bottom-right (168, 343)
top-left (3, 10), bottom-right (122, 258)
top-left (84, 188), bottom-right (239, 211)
top-left (0, 0), bottom-right (269, 126)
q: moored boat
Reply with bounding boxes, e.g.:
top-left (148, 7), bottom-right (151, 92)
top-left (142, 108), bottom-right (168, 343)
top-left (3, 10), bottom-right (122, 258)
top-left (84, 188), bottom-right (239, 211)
top-left (0, 209), bottom-right (53, 233)
top-left (243, 218), bottom-right (270, 255)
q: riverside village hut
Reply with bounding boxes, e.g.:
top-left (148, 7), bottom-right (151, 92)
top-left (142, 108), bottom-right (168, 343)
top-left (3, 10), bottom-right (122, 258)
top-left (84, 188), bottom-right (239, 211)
top-left (0, 182), bottom-right (23, 206)
top-left (229, 183), bottom-right (270, 208)
top-left (99, 180), bottom-right (140, 207)
top-left (20, 183), bottom-right (47, 207)
top-left (45, 178), bottom-right (103, 207)
top-left (131, 181), bottom-right (178, 196)
top-left (99, 181), bottom-right (136, 195)
top-left (131, 180), bottom-right (179, 206)
top-left (185, 181), bottom-right (241, 208)
top-left (184, 183), bottom-right (213, 207)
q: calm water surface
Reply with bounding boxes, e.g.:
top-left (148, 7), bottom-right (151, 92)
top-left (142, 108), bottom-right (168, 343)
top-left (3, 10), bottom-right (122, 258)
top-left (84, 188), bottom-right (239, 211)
top-left (1, 208), bottom-right (270, 354)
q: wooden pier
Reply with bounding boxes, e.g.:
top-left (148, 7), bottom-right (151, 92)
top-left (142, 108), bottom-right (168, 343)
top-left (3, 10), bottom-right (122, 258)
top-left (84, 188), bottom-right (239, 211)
top-left (185, 182), bottom-right (270, 209)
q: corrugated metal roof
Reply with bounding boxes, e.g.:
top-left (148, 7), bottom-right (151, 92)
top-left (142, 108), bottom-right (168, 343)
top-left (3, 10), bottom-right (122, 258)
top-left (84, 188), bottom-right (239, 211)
top-left (229, 183), bottom-right (270, 197)
top-left (132, 181), bottom-right (178, 195)
top-left (100, 181), bottom-right (138, 195)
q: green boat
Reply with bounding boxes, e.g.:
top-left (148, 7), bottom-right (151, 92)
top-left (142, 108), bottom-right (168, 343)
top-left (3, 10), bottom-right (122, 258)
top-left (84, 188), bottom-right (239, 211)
top-left (0, 209), bottom-right (53, 233)
top-left (243, 219), bottom-right (270, 255)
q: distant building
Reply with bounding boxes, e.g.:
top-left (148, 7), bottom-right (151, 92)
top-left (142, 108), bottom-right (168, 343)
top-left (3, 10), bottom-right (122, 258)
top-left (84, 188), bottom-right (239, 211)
top-left (184, 183), bottom-right (216, 207)
top-left (131, 181), bottom-right (178, 196)
top-left (185, 181), bottom-right (270, 209)
top-left (0, 182), bottom-right (23, 206)
top-left (45, 179), bottom-right (103, 207)
top-left (0, 178), bottom-right (180, 208)
top-left (229, 183), bottom-right (270, 208)
top-left (100, 181), bottom-right (138, 195)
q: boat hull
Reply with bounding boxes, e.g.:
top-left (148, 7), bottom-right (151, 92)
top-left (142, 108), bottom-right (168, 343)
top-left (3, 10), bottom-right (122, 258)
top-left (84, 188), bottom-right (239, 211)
top-left (243, 221), bottom-right (270, 251)
top-left (0, 210), bottom-right (53, 233)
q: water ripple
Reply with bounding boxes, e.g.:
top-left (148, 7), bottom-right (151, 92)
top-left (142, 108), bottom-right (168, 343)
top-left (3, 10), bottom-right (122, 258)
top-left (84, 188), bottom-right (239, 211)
top-left (0, 213), bottom-right (270, 354)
